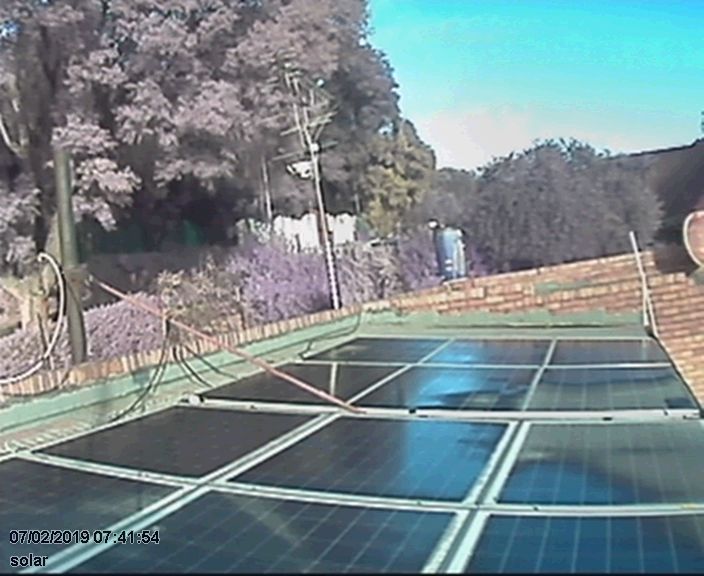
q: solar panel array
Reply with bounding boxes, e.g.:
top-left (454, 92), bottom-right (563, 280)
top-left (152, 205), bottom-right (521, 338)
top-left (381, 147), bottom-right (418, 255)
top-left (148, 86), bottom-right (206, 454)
top-left (1, 334), bottom-right (703, 573)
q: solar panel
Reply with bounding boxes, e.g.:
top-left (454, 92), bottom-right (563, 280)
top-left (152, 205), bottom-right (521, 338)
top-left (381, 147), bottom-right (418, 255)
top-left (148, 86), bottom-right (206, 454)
top-left (465, 515), bottom-right (704, 573)
top-left (234, 417), bottom-right (507, 501)
top-left (426, 340), bottom-right (549, 365)
top-left (0, 459), bottom-right (173, 569)
top-left (357, 367), bottom-right (535, 411)
top-left (71, 492), bottom-right (454, 573)
top-left (204, 363), bottom-right (396, 404)
top-left (7, 331), bottom-right (701, 574)
top-left (499, 422), bottom-right (704, 505)
top-left (309, 337), bottom-right (447, 363)
top-left (527, 367), bottom-right (699, 411)
top-left (551, 339), bottom-right (669, 365)
top-left (42, 407), bottom-right (311, 477)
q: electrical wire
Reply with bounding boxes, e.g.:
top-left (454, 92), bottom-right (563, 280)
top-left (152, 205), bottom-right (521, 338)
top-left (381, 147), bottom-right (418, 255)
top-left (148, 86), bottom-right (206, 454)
top-left (297, 305), bottom-right (363, 360)
top-left (173, 343), bottom-right (214, 389)
top-left (107, 318), bottom-right (173, 423)
top-left (0, 252), bottom-right (67, 386)
top-left (178, 338), bottom-right (242, 380)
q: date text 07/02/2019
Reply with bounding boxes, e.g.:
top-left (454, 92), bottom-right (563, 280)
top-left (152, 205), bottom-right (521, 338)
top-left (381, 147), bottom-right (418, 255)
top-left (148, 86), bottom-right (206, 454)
top-left (9, 529), bottom-right (160, 546)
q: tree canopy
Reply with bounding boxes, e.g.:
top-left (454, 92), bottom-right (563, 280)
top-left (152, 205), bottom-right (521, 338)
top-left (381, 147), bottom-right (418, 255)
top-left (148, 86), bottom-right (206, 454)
top-left (0, 0), bottom-right (411, 271)
top-left (0, 1), bottom-right (667, 281)
top-left (469, 139), bottom-right (662, 271)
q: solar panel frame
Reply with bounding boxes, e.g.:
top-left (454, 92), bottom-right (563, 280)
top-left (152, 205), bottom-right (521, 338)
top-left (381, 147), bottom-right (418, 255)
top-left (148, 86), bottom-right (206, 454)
top-left (526, 366), bottom-right (700, 412)
top-left (4, 332), bottom-right (702, 575)
top-left (551, 338), bottom-right (670, 365)
top-left (0, 459), bottom-right (176, 570)
top-left (307, 336), bottom-right (451, 364)
top-left (231, 416), bottom-right (510, 502)
top-left (40, 407), bottom-right (313, 478)
top-left (66, 490), bottom-right (458, 574)
top-left (458, 512), bottom-right (704, 574)
top-left (355, 366), bottom-right (537, 411)
top-left (423, 339), bottom-right (551, 366)
top-left (202, 363), bottom-right (398, 405)
top-left (494, 420), bottom-right (704, 506)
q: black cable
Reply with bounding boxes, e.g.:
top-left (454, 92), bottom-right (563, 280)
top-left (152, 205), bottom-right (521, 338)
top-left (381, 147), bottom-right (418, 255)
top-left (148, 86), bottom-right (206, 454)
top-left (297, 306), bottom-right (363, 360)
top-left (178, 338), bottom-right (242, 380)
top-left (107, 319), bottom-right (173, 423)
top-left (174, 344), bottom-right (215, 388)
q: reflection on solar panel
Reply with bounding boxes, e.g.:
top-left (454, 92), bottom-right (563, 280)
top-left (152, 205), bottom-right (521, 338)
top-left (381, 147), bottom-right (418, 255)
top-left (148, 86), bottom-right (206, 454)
top-left (235, 418), bottom-right (507, 501)
top-left (5, 332), bottom-right (704, 574)
top-left (310, 337), bottom-right (446, 363)
top-left (0, 460), bottom-right (172, 569)
top-left (528, 367), bottom-right (698, 411)
top-left (72, 492), bottom-right (453, 573)
top-left (466, 515), bottom-right (704, 573)
top-left (426, 339), bottom-right (549, 365)
top-left (552, 339), bottom-right (669, 364)
top-left (42, 407), bottom-right (311, 477)
top-left (499, 422), bottom-right (704, 505)
top-left (358, 367), bottom-right (535, 410)
top-left (204, 363), bottom-right (396, 404)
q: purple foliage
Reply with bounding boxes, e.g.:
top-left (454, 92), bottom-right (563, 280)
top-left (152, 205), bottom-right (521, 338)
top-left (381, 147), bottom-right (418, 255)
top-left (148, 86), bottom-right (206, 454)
top-left (396, 230), bottom-right (442, 291)
top-left (0, 294), bottom-right (163, 379)
top-left (0, 231), bottom-right (450, 379)
top-left (85, 295), bottom-right (163, 359)
top-left (223, 239), bottom-right (331, 325)
top-left (467, 244), bottom-right (493, 278)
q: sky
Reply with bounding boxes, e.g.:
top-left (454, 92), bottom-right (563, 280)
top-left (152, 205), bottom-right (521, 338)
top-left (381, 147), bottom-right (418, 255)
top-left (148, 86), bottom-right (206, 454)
top-left (369, 0), bottom-right (704, 171)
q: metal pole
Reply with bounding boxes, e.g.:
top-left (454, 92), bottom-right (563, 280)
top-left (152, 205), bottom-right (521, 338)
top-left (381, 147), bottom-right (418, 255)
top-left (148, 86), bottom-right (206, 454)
top-left (54, 146), bottom-right (87, 364)
top-left (628, 230), bottom-right (658, 338)
top-left (260, 156), bottom-right (273, 227)
top-left (309, 141), bottom-right (341, 309)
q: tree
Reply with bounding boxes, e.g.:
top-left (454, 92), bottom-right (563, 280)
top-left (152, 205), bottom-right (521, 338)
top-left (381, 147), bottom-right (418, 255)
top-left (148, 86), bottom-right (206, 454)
top-left (470, 139), bottom-right (662, 271)
top-left (410, 167), bottom-right (478, 230)
top-left (320, 42), bottom-right (400, 214)
top-left (363, 119), bottom-right (436, 236)
top-left (0, 0), bottom-right (371, 272)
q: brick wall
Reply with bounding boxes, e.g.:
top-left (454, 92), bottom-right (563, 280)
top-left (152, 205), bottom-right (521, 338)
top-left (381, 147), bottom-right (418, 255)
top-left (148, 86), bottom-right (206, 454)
top-left (388, 245), bottom-right (704, 402)
top-left (647, 253), bottom-right (704, 401)
top-left (389, 252), bottom-right (645, 316)
top-left (2, 245), bottom-right (703, 405)
top-left (0, 305), bottom-right (362, 400)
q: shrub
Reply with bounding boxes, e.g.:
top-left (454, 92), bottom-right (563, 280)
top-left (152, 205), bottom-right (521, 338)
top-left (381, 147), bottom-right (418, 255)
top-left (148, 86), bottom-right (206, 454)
top-left (0, 230), bottom-right (474, 381)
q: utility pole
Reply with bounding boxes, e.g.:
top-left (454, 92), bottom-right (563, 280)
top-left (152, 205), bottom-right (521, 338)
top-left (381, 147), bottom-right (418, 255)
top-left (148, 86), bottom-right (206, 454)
top-left (260, 156), bottom-right (273, 227)
top-left (283, 67), bottom-right (341, 309)
top-left (53, 146), bottom-right (87, 364)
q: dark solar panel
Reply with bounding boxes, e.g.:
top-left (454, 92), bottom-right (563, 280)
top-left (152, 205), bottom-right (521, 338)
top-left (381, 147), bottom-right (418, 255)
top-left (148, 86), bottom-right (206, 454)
top-left (234, 418), bottom-right (507, 501)
top-left (357, 367), bottom-right (535, 411)
top-left (42, 407), bottom-right (311, 477)
top-left (528, 367), bottom-right (699, 411)
top-left (70, 492), bottom-right (454, 573)
top-left (499, 422), bottom-right (704, 505)
top-left (0, 460), bottom-right (172, 571)
top-left (465, 515), bottom-right (704, 573)
top-left (204, 363), bottom-right (396, 404)
top-left (309, 337), bottom-right (447, 363)
top-left (426, 340), bottom-right (549, 365)
top-left (551, 340), bottom-right (669, 365)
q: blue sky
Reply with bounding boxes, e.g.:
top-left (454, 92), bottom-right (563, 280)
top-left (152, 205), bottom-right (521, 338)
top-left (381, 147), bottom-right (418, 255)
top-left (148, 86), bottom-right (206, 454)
top-left (369, 0), bottom-right (704, 170)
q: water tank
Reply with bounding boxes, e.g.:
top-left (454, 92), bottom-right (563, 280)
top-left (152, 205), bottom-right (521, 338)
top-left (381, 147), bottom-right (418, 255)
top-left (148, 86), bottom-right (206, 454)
top-left (433, 227), bottom-right (467, 281)
top-left (684, 210), bottom-right (704, 267)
